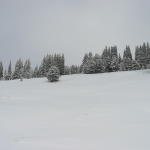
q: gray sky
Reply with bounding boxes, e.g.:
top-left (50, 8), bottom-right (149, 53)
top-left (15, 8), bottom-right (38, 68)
top-left (0, 0), bottom-right (150, 67)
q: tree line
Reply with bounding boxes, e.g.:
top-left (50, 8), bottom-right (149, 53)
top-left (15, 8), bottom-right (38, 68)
top-left (80, 42), bottom-right (150, 74)
top-left (0, 42), bottom-right (150, 81)
top-left (0, 54), bottom-right (65, 80)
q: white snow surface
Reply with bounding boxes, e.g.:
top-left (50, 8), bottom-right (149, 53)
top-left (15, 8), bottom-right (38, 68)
top-left (0, 70), bottom-right (150, 150)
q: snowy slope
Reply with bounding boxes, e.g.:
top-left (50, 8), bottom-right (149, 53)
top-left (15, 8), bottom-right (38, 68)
top-left (0, 70), bottom-right (150, 150)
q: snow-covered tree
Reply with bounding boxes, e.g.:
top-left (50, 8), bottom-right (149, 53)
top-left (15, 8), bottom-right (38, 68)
top-left (111, 46), bottom-right (118, 59)
top-left (4, 70), bottom-right (10, 80)
top-left (122, 58), bottom-right (132, 71)
top-left (23, 59), bottom-right (32, 79)
top-left (39, 54), bottom-right (65, 77)
top-left (80, 53), bottom-right (89, 72)
top-left (146, 42), bottom-right (150, 65)
top-left (94, 54), bottom-right (105, 73)
top-left (70, 65), bottom-right (80, 74)
top-left (64, 66), bottom-right (71, 75)
top-left (102, 47), bottom-right (111, 72)
top-left (135, 43), bottom-right (147, 68)
top-left (110, 57), bottom-right (119, 72)
top-left (47, 66), bottom-right (60, 82)
top-left (123, 46), bottom-right (132, 60)
top-left (0, 62), bottom-right (3, 80)
top-left (12, 59), bottom-right (23, 79)
top-left (7, 61), bottom-right (12, 80)
top-left (119, 62), bottom-right (126, 71)
top-left (83, 58), bottom-right (96, 74)
top-left (131, 60), bottom-right (140, 70)
top-left (32, 65), bottom-right (40, 78)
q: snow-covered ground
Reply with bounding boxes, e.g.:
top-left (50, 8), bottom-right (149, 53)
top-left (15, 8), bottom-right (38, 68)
top-left (0, 70), bottom-right (150, 150)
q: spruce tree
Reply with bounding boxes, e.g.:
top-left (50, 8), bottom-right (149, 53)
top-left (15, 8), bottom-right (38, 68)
top-left (83, 58), bottom-right (96, 74)
top-left (4, 70), bottom-right (10, 80)
top-left (146, 42), bottom-right (150, 65)
top-left (123, 46), bottom-right (132, 60)
top-left (12, 59), bottom-right (23, 79)
top-left (111, 46), bottom-right (118, 59)
top-left (102, 47), bottom-right (111, 72)
top-left (81, 53), bottom-right (89, 72)
top-left (94, 54), bottom-right (105, 73)
top-left (47, 66), bottom-right (60, 82)
top-left (7, 61), bottom-right (12, 80)
top-left (32, 65), bottom-right (39, 78)
top-left (0, 62), bottom-right (3, 80)
top-left (23, 59), bottom-right (32, 79)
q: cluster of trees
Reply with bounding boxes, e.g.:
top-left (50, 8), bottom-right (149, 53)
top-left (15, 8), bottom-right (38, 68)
top-left (64, 65), bottom-right (80, 75)
top-left (0, 59), bottom-right (32, 80)
top-left (0, 54), bottom-right (65, 81)
top-left (81, 42), bottom-right (150, 74)
top-left (33, 54), bottom-right (65, 78)
top-left (0, 42), bottom-right (150, 81)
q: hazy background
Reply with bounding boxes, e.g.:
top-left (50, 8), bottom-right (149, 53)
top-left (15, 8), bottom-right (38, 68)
top-left (0, 0), bottom-right (150, 67)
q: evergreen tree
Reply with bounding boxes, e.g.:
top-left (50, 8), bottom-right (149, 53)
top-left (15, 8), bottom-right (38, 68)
top-left (122, 58), bottom-right (132, 71)
top-left (32, 65), bottom-right (40, 78)
top-left (94, 54), bottom-right (105, 73)
top-left (83, 58), bottom-right (96, 74)
top-left (64, 66), bottom-right (71, 75)
top-left (110, 57), bottom-right (119, 72)
top-left (0, 62), bottom-right (3, 80)
top-left (118, 53), bottom-right (122, 64)
top-left (131, 60), bottom-right (140, 70)
top-left (60, 54), bottom-right (65, 75)
top-left (111, 46), bottom-right (118, 59)
top-left (119, 62), bottom-right (126, 71)
top-left (146, 42), bottom-right (150, 65)
top-left (23, 59), bottom-right (32, 79)
top-left (102, 47), bottom-right (111, 72)
top-left (7, 61), bottom-right (12, 80)
top-left (4, 70), bottom-right (10, 80)
top-left (12, 59), bottom-right (23, 79)
top-left (123, 46), bottom-right (132, 60)
top-left (122, 46), bottom-right (133, 70)
top-left (47, 66), bottom-right (60, 82)
top-left (135, 43), bottom-right (147, 68)
top-left (81, 53), bottom-right (89, 72)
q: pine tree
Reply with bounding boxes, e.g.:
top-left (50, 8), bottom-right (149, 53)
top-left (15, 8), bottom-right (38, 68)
top-left (64, 66), bottom-right (71, 75)
top-left (146, 42), bottom-right (150, 65)
top-left (119, 62), bottom-right (126, 71)
top-left (110, 57), bottom-right (119, 72)
top-left (4, 70), bottom-right (10, 80)
top-left (111, 46), bottom-right (118, 59)
top-left (23, 59), bottom-right (32, 79)
top-left (123, 46), bottom-right (132, 60)
top-left (135, 43), bottom-right (147, 68)
top-left (93, 54), bottom-right (105, 73)
top-left (0, 62), bottom-right (3, 80)
top-left (131, 60), bottom-right (140, 70)
top-left (123, 46), bottom-right (133, 70)
top-left (118, 53), bottom-right (122, 64)
top-left (60, 54), bottom-right (65, 75)
top-left (102, 47), bottom-right (111, 72)
top-left (7, 61), bottom-right (12, 80)
top-left (81, 53), bottom-right (89, 72)
top-left (122, 58), bottom-right (132, 71)
top-left (47, 66), bottom-right (60, 82)
top-left (32, 65), bottom-right (39, 78)
top-left (12, 59), bottom-right (23, 79)
top-left (83, 58), bottom-right (96, 74)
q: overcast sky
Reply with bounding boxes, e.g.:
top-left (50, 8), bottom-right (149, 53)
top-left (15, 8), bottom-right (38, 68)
top-left (0, 0), bottom-right (150, 67)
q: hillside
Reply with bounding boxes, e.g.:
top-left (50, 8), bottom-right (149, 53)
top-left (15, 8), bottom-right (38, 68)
top-left (0, 70), bottom-right (150, 150)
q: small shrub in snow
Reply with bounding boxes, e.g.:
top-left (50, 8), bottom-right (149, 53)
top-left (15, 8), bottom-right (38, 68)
top-left (47, 66), bottom-right (60, 82)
